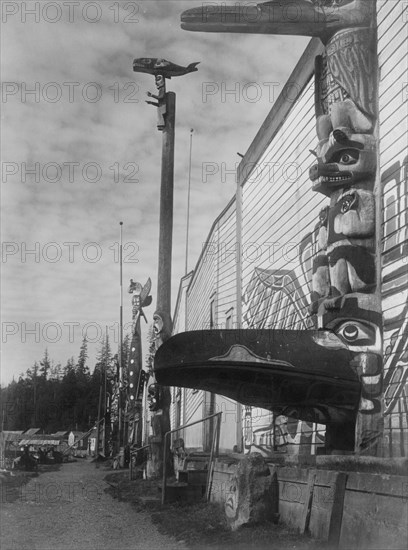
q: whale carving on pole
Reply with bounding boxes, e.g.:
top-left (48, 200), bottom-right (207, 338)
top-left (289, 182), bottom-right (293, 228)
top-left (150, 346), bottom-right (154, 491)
top-left (133, 58), bottom-right (200, 78)
top-left (154, 0), bottom-right (382, 455)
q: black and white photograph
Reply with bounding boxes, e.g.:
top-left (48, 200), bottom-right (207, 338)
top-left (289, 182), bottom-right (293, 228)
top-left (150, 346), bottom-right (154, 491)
top-left (1, 1), bottom-right (407, 549)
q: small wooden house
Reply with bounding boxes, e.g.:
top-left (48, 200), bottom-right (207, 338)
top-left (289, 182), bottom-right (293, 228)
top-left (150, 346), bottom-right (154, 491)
top-left (68, 431), bottom-right (88, 457)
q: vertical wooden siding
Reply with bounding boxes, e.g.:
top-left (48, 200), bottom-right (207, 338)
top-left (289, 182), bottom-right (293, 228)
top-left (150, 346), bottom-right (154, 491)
top-left (176, 199), bottom-right (239, 450)
top-left (170, 274), bottom-right (192, 433)
top-left (378, 0), bottom-right (408, 457)
top-left (240, 78), bottom-right (326, 455)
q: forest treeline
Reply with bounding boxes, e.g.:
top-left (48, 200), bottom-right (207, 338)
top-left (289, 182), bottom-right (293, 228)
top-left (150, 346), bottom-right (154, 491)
top-left (0, 335), bottom-right (130, 433)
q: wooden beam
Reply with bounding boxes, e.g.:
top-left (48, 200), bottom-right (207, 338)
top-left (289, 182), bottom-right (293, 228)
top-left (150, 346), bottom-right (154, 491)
top-left (238, 38), bottom-right (324, 187)
top-left (328, 472), bottom-right (348, 548)
top-left (301, 470), bottom-right (316, 533)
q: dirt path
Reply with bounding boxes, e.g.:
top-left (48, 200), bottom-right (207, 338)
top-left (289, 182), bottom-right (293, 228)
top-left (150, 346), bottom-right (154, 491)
top-left (0, 459), bottom-right (183, 550)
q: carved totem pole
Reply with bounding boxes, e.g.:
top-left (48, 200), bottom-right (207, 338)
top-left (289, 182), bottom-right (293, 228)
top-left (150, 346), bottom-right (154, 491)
top-left (127, 278), bottom-right (152, 447)
top-left (178, 0), bottom-right (382, 455)
top-left (308, 2), bottom-right (382, 455)
top-left (133, 57), bottom-right (199, 475)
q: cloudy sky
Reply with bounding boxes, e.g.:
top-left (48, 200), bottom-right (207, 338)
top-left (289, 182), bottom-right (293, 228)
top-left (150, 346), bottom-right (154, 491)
top-left (1, 0), bottom-right (309, 384)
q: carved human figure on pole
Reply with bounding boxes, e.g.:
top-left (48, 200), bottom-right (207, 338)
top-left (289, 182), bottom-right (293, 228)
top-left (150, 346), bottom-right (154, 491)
top-left (134, 57), bottom-right (199, 132)
top-left (146, 310), bottom-right (172, 413)
top-left (146, 75), bottom-right (167, 131)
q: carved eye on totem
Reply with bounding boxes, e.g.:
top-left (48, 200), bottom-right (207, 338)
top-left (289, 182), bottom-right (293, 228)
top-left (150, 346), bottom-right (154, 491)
top-left (312, 0), bottom-right (352, 6)
top-left (332, 149), bottom-right (359, 166)
top-left (335, 321), bottom-right (376, 346)
top-left (153, 314), bottom-right (164, 334)
top-left (340, 192), bottom-right (358, 213)
top-left (318, 206), bottom-right (329, 226)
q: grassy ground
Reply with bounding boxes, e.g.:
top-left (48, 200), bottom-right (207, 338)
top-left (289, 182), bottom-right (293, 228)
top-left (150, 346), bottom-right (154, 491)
top-left (104, 470), bottom-right (330, 550)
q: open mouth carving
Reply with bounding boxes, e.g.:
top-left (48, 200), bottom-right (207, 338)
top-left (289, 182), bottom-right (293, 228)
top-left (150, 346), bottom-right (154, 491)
top-left (320, 174), bottom-right (351, 184)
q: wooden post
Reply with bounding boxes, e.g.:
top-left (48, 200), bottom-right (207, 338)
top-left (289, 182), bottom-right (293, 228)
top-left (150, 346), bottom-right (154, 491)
top-left (118, 222), bottom-right (123, 454)
top-left (157, 91), bottom-right (175, 315)
top-left (95, 382), bottom-right (103, 457)
top-left (327, 473), bottom-right (348, 548)
top-left (301, 470), bottom-right (316, 534)
top-left (147, 91), bottom-right (175, 479)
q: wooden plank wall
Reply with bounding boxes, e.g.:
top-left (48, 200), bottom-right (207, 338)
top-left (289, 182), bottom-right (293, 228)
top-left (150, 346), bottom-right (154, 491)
top-left (216, 205), bottom-right (237, 325)
top-left (215, 200), bottom-right (240, 452)
top-left (276, 466), bottom-right (407, 549)
top-left (340, 471), bottom-right (408, 549)
top-left (172, 199), bottom-right (239, 451)
top-left (240, 74), bottom-right (325, 456)
top-left (210, 458), bottom-right (407, 549)
top-left (170, 274), bottom-right (192, 436)
top-left (378, 0), bottom-right (408, 458)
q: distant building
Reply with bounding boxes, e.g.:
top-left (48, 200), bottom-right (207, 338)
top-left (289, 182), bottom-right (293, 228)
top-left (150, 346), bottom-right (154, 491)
top-left (88, 427), bottom-right (98, 456)
top-left (0, 431), bottom-right (24, 468)
top-left (68, 431), bottom-right (88, 457)
top-left (22, 428), bottom-right (41, 436)
top-left (51, 430), bottom-right (69, 441)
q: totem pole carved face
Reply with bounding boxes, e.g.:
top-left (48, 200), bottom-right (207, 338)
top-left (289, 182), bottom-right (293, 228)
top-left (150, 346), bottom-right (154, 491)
top-left (310, 0), bottom-right (354, 6)
top-left (128, 278), bottom-right (152, 320)
top-left (325, 295), bottom-right (383, 433)
top-left (225, 476), bottom-right (239, 520)
top-left (153, 310), bottom-right (172, 350)
top-left (132, 294), bottom-right (141, 310)
top-left (310, 129), bottom-right (377, 196)
top-left (308, 0), bottom-right (355, 8)
top-left (147, 381), bottom-right (160, 411)
top-left (155, 74), bottom-right (165, 89)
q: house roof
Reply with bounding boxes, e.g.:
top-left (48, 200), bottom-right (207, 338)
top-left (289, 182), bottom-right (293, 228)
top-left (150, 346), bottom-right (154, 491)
top-left (0, 431), bottom-right (23, 442)
top-left (52, 431), bottom-right (69, 437)
top-left (20, 434), bottom-right (63, 444)
top-left (23, 428), bottom-right (41, 436)
top-left (19, 439), bottom-right (61, 446)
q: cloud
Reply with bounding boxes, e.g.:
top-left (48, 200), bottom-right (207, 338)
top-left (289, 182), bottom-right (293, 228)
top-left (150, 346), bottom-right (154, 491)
top-left (1, 1), bottom-right (309, 384)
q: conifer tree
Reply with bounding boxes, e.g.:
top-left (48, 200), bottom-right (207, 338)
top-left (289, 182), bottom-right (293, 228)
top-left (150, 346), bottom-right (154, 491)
top-left (77, 337), bottom-right (90, 379)
top-left (39, 348), bottom-right (51, 379)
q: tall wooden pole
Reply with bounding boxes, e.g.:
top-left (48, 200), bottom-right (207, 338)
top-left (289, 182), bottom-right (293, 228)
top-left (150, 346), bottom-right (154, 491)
top-left (96, 380), bottom-right (102, 457)
top-left (118, 222), bottom-right (123, 452)
top-left (132, 60), bottom-right (199, 478)
top-left (147, 91), bottom-right (175, 479)
top-left (185, 128), bottom-right (194, 275)
top-left (157, 92), bottom-right (175, 314)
